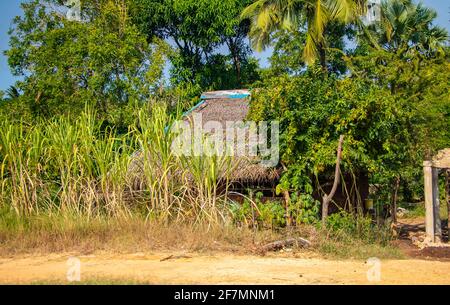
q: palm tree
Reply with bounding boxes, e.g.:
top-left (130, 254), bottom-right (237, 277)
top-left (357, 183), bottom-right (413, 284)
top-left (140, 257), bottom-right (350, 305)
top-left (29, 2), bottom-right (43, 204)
top-left (241, 0), bottom-right (367, 68)
top-left (368, 0), bottom-right (448, 56)
top-left (5, 86), bottom-right (20, 100)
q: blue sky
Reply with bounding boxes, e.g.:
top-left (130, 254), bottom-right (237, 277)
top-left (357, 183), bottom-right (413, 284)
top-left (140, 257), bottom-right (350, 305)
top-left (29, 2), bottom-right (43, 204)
top-left (0, 0), bottom-right (449, 91)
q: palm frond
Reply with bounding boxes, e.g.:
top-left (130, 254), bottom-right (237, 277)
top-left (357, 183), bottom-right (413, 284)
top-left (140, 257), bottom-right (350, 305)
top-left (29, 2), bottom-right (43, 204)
top-left (372, 0), bottom-right (448, 55)
top-left (303, 32), bottom-right (319, 64)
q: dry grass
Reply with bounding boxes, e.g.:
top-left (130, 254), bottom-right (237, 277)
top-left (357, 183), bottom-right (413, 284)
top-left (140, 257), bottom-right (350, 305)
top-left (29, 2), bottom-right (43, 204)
top-left (0, 209), bottom-right (402, 259)
top-left (0, 211), bottom-right (285, 256)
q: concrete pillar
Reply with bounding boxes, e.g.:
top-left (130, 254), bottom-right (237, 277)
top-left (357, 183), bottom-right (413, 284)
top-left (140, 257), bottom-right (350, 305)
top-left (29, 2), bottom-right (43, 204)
top-left (424, 161), bottom-right (442, 243)
top-left (432, 168), bottom-right (442, 242)
top-left (424, 161), bottom-right (434, 242)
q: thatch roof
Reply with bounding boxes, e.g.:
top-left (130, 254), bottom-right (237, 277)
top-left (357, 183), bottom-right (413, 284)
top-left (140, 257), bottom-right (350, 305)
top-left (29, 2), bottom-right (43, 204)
top-left (432, 148), bottom-right (450, 169)
top-left (187, 98), bottom-right (250, 127)
top-left (184, 90), bottom-right (281, 185)
top-left (227, 158), bottom-right (281, 185)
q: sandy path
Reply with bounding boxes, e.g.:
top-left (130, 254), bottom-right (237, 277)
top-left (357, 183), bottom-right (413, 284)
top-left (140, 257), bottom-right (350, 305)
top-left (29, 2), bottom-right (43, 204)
top-left (1, 252), bottom-right (450, 284)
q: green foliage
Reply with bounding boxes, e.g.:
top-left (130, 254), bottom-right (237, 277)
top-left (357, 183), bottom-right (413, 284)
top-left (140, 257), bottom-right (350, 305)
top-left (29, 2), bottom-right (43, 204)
top-left (316, 222), bottom-right (400, 259)
top-left (251, 69), bottom-right (400, 190)
top-left (250, 48), bottom-right (449, 205)
top-left (131, 0), bottom-right (260, 89)
top-left (257, 201), bottom-right (286, 228)
top-left (0, 0), bottom-right (448, 242)
top-left (325, 211), bottom-right (393, 245)
top-left (347, 47), bottom-right (449, 197)
top-left (326, 211), bottom-right (363, 234)
top-left (251, 1), bottom-right (447, 221)
top-left (229, 192), bottom-right (286, 228)
top-left (5, 0), bottom-right (167, 125)
top-left (289, 193), bottom-right (320, 224)
top-left (365, 0), bottom-right (448, 57)
top-left (402, 203), bottom-right (425, 218)
top-left (267, 22), bottom-right (352, 76)
top-left (177, 55), bottom-right (261, 91)
top-left (249, 0), bottom-right (450, 204)
top-left (230, 191), bottom-right (319, 228)
top-left (0, 106), bottom-right (135, 216)
top-left (0, 102), bottom-right (238, 223)
top-left (241, 0), bottom-right (366, 67)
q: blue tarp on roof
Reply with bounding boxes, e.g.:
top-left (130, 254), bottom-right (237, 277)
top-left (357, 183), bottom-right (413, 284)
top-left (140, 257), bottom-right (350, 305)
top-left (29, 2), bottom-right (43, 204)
top-left (200, 89), bottom-right (251, 100)
top-left (183, 90), bottom-right (251, 118)
top-left (165, 90), bottom-right (251, 132)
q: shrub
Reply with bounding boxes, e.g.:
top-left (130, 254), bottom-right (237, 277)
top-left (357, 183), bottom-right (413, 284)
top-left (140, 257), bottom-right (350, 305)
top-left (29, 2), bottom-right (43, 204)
top-left (289, 193), bottom-right (320, 225)
top-left (325, 211), bottom-right (393, 246)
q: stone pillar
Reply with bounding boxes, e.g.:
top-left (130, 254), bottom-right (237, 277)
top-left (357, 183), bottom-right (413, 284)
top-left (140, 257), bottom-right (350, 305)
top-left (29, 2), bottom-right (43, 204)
top-left (432, 168), bottom-right (442, 242)
top-left (424, 161), bottom-right (442, 243)
top-left (423, 161), bottom-right (435, 242)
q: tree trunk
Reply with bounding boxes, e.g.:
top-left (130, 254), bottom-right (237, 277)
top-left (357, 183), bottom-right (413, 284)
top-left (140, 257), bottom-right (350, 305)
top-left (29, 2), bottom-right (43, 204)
top-left (391, 176), bottom-right (400, 224)
top-left (228, 38), bottom-right (242, 86)
top-left (234, 55), bottom-right (241, 86)
top-left (318, 43), bottom-right (327, 72)
top-left (283, 190), bottom-right (292, 227)
top-left (322, 135), bottom-right (345, 225)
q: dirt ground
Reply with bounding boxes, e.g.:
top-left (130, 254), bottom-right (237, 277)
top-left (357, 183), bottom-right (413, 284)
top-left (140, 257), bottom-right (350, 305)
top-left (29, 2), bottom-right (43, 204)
top-left (1, 251), bottom-right (450, 284)
top-left (395, 217), bottom-right (450, 260)
top-left (1, 216), bottom-right (450, 285)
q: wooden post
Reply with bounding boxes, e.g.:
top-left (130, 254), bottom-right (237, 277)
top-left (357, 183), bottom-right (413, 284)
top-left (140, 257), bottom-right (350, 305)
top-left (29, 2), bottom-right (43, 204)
top-left (424, 161), bottom-right (435, 242)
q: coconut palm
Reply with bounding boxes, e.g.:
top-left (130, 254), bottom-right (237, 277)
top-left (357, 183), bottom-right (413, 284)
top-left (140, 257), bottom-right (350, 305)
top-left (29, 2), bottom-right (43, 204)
top-left (241, 0), bottom-right (367, 68)
top-left (369, 0), bottom-right (448, 56)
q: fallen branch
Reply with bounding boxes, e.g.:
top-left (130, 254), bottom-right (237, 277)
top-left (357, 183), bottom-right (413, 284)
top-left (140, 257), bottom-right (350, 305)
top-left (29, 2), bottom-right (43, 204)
top-left (262, 238), bottom-right (311, 252)
top-left (160, 254), bottom-right (192, 262)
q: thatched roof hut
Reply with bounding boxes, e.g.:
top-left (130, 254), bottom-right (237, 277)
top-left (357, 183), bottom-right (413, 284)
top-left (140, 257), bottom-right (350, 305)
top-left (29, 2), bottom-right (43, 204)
top-left (183, 90), bottom-right (281, 187)
top-left (128, 90), bottom-right (281, 191)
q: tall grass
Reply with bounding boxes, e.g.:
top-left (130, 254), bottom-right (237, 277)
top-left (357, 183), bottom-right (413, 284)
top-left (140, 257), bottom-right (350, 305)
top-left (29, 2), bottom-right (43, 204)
top-left (0, 104), bottom-right (234, 224)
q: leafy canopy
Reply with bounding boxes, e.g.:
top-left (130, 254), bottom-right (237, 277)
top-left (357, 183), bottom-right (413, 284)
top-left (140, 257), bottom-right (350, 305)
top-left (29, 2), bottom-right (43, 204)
top-left (241, 0), bottom-right (367, 66)
top-left (364, 0), bottom-right (448, 57)
top-left (6, 0), bottom-right (168, 123)
top-left (131, 0), bottom-right (260, 90)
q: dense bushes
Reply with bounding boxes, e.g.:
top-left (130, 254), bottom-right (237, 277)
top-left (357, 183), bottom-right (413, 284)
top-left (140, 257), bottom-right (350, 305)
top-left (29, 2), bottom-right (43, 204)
top-left (326, 211), bottom-right (392, 245)
top-left (248, 56), bottom-right (449, 211)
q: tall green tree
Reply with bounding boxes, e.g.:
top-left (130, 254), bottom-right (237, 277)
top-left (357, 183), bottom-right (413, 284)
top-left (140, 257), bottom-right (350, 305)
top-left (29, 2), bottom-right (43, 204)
top-left (366, 0), bottom-right (448, 57)
top-left (268, 21), bottom-right (352, 76)
top-left (131, 0), bottom-right (259, 89)
top-left (6, 0), bottom-right (163, 123)
top-left (248, 0), bottom-right (449, 209)
top-left (241, 0), bottom-right (367, 68)
top-left (346, 1), bottom-right (449, 203)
